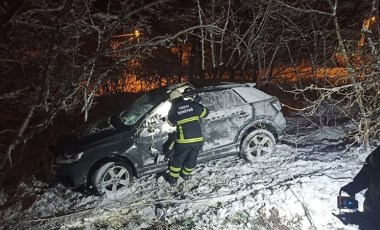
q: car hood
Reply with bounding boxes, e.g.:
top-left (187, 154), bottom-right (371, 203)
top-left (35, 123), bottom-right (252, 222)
top-left (53, 116), bottom-right (131, 155)
top-left (71, 117), bottom-right (116, 137)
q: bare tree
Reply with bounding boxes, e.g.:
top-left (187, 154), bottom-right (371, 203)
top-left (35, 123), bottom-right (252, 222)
top-left (275, 0), bottom-right (380, 146)
top-left (0, 0), bottom-right (226, 178)
top-left (0, 0), bottom-right (173, 176)
top-left (193, 0), bottom-right (379, 145)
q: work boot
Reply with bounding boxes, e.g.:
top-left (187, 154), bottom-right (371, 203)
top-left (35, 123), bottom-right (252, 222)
top-left (169, 180), bottom-right (177, 187)
top-left (168, 177), bottom-right (177, 187)
top-left (180, 173), bottom-right (190, 181)
top-left (164, 173), bottom-right (177, 187)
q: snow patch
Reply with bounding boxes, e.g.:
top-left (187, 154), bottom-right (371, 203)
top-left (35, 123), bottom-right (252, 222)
top-left (1, 117), bottom-right (372, 230)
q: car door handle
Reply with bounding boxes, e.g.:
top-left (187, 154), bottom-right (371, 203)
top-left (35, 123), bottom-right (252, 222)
top-left (238, 112), bottom-right (249, 117)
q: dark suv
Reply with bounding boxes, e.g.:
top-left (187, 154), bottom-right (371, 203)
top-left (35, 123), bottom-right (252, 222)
top-left (52, 81), bottom-right (286, 196)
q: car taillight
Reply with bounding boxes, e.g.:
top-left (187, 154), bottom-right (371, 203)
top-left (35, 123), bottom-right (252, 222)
top-left (271, 100), bottom-right (282, 111)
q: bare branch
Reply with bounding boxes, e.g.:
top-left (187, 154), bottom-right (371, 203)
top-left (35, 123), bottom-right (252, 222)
top-left (274, 0), bottom-right (335, 16)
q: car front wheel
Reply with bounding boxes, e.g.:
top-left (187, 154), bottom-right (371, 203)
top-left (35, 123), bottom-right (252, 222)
top-left (91, 161), bottom-right (132, 197)
top-left (240, 129), bottom-right (276, 162)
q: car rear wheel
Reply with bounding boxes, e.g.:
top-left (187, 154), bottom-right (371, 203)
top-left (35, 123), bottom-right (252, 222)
top-left (240, 129), bottom-right (276, 162)
top-left (91, 161), bottom-right (132, 197)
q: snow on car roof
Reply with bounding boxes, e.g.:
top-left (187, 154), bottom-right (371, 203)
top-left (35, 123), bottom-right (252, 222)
top-left (191, 80), bottom-right (253, 89)
top-left (233, 86), bottom-right (272, 103)
top-left (167, 81), bottom-right (271, 103)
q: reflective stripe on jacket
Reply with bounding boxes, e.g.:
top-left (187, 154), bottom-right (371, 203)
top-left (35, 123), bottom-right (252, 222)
top-left (167, 97), bottom-right (209, 144)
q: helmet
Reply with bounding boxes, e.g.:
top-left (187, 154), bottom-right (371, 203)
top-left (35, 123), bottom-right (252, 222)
top-left (169, 90), bottom-right (183, 102)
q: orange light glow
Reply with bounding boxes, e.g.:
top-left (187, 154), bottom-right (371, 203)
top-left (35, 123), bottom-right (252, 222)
top-left (170, 45), bottom-right (192, 66)
top-left (272, 66), bottom-right (347, 86)
top-left (99, 18), bottom-right (378, 96)
top-left (359, 16), bottom-right (377, 47)
top-left (134, 30), bottom-right (140, 38)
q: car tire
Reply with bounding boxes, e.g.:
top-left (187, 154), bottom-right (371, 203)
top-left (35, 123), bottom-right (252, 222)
top-left (240, 129), bottom-right (276, 162)
top-left (90, 161), bottom-right (132, 196)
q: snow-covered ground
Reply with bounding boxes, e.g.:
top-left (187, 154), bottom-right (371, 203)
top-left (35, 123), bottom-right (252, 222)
top-left (0, 116), bottom-right (376, 230)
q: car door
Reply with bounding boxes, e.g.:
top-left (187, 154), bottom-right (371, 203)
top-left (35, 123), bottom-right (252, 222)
top-left (198, 89), bottom-right (251, 156)
top-left (134, 100), bottom-right (176, 169)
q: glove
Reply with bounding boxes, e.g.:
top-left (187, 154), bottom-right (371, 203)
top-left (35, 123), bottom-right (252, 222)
top-left (341, 182), bottom-right (357, 196)
top-left (162, 134), bottom-right (175, 161)
top-left (163, 147), bottom-right (174, 161)
top-left (193, 94), bottom-right (201, 103)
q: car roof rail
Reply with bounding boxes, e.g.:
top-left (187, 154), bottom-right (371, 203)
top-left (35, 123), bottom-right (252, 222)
top-left (182, 81), bottom-right (256, 96)
top-left (221, 81), bottom-right (255, 87)
top-left (244, 82), bottom-right (256, 87)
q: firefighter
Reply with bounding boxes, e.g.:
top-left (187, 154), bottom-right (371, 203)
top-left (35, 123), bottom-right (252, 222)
top-left (166, 89), bottom-right (209, 186)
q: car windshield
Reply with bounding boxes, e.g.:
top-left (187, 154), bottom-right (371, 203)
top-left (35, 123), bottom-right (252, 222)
top-left (119, 87), bottom-right (167, 126)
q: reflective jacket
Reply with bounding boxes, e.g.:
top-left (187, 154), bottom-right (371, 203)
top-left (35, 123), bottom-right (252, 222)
top-left (167, 97), bottom-right (209, 144)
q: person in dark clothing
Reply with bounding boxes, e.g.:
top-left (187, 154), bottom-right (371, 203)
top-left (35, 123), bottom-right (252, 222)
top-left (165, 89), bottom-right (209, 186)
top-left (340, 145), bottom-right (380, 229)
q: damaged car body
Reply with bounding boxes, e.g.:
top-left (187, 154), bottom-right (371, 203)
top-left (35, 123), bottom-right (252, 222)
top-left (52, 81), bottom-right (287, 196)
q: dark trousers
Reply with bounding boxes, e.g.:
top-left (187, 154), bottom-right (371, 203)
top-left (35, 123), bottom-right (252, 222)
top-left (168, 142), bottom-right (202, 183)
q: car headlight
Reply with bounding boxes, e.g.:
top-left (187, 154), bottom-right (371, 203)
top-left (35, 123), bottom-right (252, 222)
top-left (55, 151), bottom-right (84, 164)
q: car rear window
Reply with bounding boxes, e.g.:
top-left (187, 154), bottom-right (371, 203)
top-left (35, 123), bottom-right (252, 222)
top-left (199, 89), bottom-right (245, 110)
top-left (233, 87), bottom-right (272, 103)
